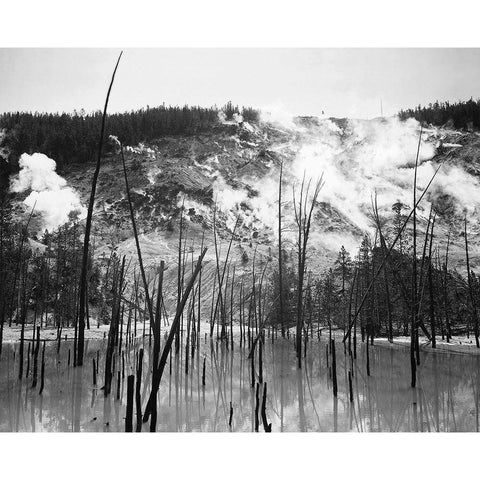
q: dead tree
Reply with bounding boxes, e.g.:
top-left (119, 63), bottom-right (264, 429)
top-left (428, 214), bottom-right (437, 348)
top-left (278, 161), bottom-right (285, 337)
top-left (411, 126), bottom-right (422, 387)
top-left (77, 52), bottom-right (123, 366)
top-left (293, 174), bottom-right (323, 368)
top-left (465, 217), bottom-right (480, 348)
top-left (125, 375), bottom-right (135, 432)
top-left (143, 248), bottom-right (207, 424)
top-left (443, 231), bottom-right (452, 342)
top-left (342, 160), bottom-right (442, 345)
top-left (121, 144), bottom-right (155, 328)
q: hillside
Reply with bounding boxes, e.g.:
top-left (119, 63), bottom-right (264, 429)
top-left (8, 114), bottom-right (480, 310)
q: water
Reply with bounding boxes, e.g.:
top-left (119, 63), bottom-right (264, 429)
top-left (0, 334), bottom-right (479, 432)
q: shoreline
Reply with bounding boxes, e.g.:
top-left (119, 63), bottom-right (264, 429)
top-left (3, 323), bottom-right (480, 356)
top-left (374, 335), bottom-right (480, 355)
top-left (1, 324), bottom-right (111, 343)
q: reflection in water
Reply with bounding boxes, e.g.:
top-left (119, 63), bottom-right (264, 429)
top-left (1, 335), bottom-right (480, 432)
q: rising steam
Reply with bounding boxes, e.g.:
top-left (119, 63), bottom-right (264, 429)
top-left (10, 153), bottom-right (86, 231)
top-left (210, 113), bottom-right (480, 254)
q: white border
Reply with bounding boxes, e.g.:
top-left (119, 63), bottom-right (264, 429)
top-left (0, 0), bottom-right (479, 47)
top-left (1, 1), bottom-right (480, 479)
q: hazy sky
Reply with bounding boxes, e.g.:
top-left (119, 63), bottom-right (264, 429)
top-left (1, 48), bottom-right (480, 119)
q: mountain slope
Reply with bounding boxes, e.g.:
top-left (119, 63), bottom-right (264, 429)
top-left (11, 116), bottom-right (480, 287)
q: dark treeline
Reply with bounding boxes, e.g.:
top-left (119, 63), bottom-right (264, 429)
top-left (0, 102), bottom-right (259, 183)
top-left (399, 97), bottom-right (480, 130)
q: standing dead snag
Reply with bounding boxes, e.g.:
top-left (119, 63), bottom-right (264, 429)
top-left (211, 209), bottom-right (239, 339)
top-left (278, 161), bottom-right (285, 337)
top-left (39, 341), bottom-right (46, 395)
top-left (143, 248), bottom-right (208, 424)
top-left (135, 348), bottom-right (144, 432)
top-left (293, 173), bottom-right (323, 368)
top-left (176, 198), bottom-right (185, 354)
top-left (197, 231), bottom-right (205, 344)
top-left (77, 51), bottom-right (123, 366)
top-left (347, 267), bottom-right (358, 355)
top-left (229, 265), bottom-right (235, 350)
top-left (331, 339), bottom-right (338, 396)
top-left (116, 371), bottom-right (121, 400)
top-left (125, 374), bottom-right (134, 432)
top-left (92, 358), bottom-right (97, 386)
top-left (32, 326), bottom-right (40, 388)
top-left (410, 126), bottom-right (422, 388)
top-left (371, 194), bottom-right (393, 343)
top-left (121, 144), bottom-right (156, 329)
top-left (250, 341), bottom-right (256, 388)
top-left (348, 371), bottom-right (354, 402)
top-left (104, 256), bottom-right (126, 396)
top-left (229, 401), bottom-right (234, 428)
top-left (254, 382), bottom-right (260, 432)
top-left (258, 334), bottom-right (263, 384)
top-left (26, 343), bottom-right (31, 378)
top-left (152, 261), bottom-right (165, 417)
top-left (17, 202), bottom-right (37, 378)
top-left (442, 231), bottom-right (452, 342)
top-left (428, 213), bottom-right (437, 348)
top-left (366, 332), bottom-right (370, 376)
top-left (261, 382), bottom-right (272, 432)
top-left (465, 217), bottom-right (480, 348)
top-left (342, 162), bottom-right (442, 344)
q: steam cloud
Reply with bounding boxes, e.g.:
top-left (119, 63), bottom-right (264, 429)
top-left (211, 113), bottom-right (480, 254)
top-left (10, 153), bottom-right (86, 231)
top-left (218, 111), bottom-right (244, 125)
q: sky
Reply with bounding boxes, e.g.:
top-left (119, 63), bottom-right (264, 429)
top-left (1, 48), bottom-right (480, 119)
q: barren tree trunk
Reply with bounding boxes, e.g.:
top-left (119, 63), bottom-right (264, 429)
top-left (428, 215), bottom-right (437, 348)
top-left (77, 52), bottom-right (123, 366)
top-left (465, 217), bottom-right (480, 348)
top-left (143, 248), bottom-right (207, 423)
top-left (278, 162), bottom-right (285, 337)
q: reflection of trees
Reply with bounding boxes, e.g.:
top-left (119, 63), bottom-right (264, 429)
top-left (1, 337), bottom-right (480, 432)
top-left (351, 344), bottom-right (477, 432)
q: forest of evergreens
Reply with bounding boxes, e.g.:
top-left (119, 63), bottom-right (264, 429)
top-left (399, 97), bottom-right (480, 130)
top-left (0, 102), bottom-right (260, 195)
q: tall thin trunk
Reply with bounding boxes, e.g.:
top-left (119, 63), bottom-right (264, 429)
top-left (120, 144), bottom-right (155, 328)
top-left (278, 161), bottom-right (285, 337)
top-left (444, 231), bottom-right (452, 342)
top-left (143, 248), bottom-right (207, 423)
top-left (410, 126), bottom-right (422, 388)
top-left (176, 198), bottom-right (185, 353)
top-left (293, 174), bottom-right (323, 368)
top-left (465, 217), bottom-right (480, 348)
top-left (428, 214), bottom-right (437, 348)
top-left (77, 51), bottom-right (123, 366)
top-left (342, 157), bottom-right (442, 344)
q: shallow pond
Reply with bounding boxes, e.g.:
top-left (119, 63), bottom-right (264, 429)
top-left (0, 333), bottom-right (479, 432)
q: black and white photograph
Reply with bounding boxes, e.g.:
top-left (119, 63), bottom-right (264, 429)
top-left (1, 2), bottom-right (479, 478)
